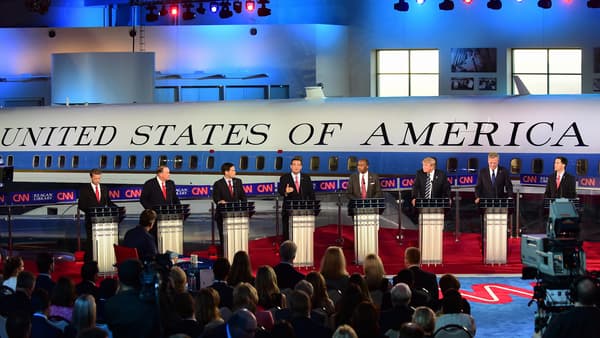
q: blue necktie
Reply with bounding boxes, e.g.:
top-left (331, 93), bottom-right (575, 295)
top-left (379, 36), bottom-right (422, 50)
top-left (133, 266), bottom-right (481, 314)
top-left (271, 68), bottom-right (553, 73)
top-left (491, 171), bottom-right (496, 185)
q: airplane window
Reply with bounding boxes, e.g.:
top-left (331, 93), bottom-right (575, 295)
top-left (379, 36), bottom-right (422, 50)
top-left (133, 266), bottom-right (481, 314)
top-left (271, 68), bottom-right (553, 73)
top-left (467, 158), bottom-right (479, 172)
top-left (207, 156), bottom-right (214, 170)
top-left (256, 156), bottom-right (265, 170)
top-left (510, 158), bottom-right (522, 174)
top-left (446, 158), bottom-right (458, 173)
top-left (7, 155), bottom-right (13, 166)
top-left (347, 157), bottom-right (358, 171)
top-left (114, 155), bottom-right (122, 169)
top-left (33, 155), bottom-right (40, 168)
top-left (190, 156), bottom-right (198, 169)
top-left (143, 155), bottom-right (152, 169)
top-left (275, 157), bottom-right (283, 170)
top-left (240, 156), bottom-right (248, 170)
top-left (310, 157), bottom-right (320, 171)
top-left (99, 155), bottom-right (107, 169)
top-left (329, 156), bottom-right (339, 171)
top-left (72, 156), bottom-right (79, 168)
top-left (576, 159), bottom-right (588, 176)
top-left (45, 155), bottom-right (52, 168)
top-left (58, 155), bottom-right (65, 168)
top-left (174, 155), bottom-right (183, 169)
top-left (532, 158), bottom-right (543, 174)
top-left (128, 155), bottom-right (136, 169)
top-left (159, 155), bottom-right (168, 167)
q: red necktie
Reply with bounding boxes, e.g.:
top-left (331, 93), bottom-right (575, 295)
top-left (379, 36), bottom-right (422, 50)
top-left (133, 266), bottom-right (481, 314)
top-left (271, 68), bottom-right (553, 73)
top-left (361, 175), bottom-right (367, 199)
top-left (161, 182), bottom-right (167, 200)
top-left (95, 185), bottom-right (100, 203)
top-left (556, 174), bottom-right (561, 188)
top-left (228, 180), bottom-right (234, 197)
top-left (295, 175), bottom-right (300, 193)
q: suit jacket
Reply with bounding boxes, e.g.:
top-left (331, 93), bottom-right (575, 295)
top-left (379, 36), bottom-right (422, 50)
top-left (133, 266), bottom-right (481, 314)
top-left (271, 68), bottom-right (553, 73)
top-left (104, 289), bottom-right (160, 338)
top-left (278, 173), bottom-right (315, 201)
top-left (31, 314), bottom-right (63, 338)
top-left (76, 280), bottom-right (99, 300)
top-left (35, 274), bottom-right (56, 295)
top-left (212, 177), bottom-right (247, 203)
top-left (78, 183), bottom-right (116, 212)
top-left (544, 172), bottom-right (577, 199)
top-left (209, 281), bottom-right (233, 309)
top-left (347, 172), bottom-right (383, 199)
top-left (474, 166), bottom-right (513, 199)
top-left (122, 226), bottom-right (158, 261)
top-left (273, 262), bottom-right (305, 290)
top-left (140, 178), bottom-right (180, 209)
top-left (409, 266), bottom-right (439, 304)
top-left (411, 169), bottom-right (451, 200)
top-left (379, 305), bottom-right (415, 333)
top-left (290, 316), bottom-right (332, 338)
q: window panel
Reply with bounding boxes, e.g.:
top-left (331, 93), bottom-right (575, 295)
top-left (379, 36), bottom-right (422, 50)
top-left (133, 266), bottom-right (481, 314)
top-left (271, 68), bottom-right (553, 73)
top-left (513, 50), bottom-right (547, 74)
top-left (549, 75), bottom-right (581, 94)
top-left (510, 158), bottom-right (521, 174)
top-left (512, 75), bottom-right (548, 94)
top-left (377, 50), bottom-right (409, 73)
top-left (549, 50), bottom-right (581, 74)
top-left (410, 50), bottom-right (439, 73)
top-left (410, 75), bottom-right (439, 96)
top-left (378, 75), bottom-right (409, 97)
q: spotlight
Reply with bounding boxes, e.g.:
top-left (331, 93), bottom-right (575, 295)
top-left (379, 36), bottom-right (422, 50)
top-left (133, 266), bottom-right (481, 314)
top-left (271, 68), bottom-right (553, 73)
top-left (210, 1), bottom-right (219, 13)
top-left (463, 0), bottom-right (473, 4)
top-left (219, 1), bottom-right (233, 18)
top-left (197, 2), bottom-right (206, 14)
top-left (537, 0), bottom-right (551, 8)
top-left (439, 0), bottom-right (454, 10)
top-left (257, 0), bottom-right (271, 16)
top-left (394, 0), bottom-right (409, 11)
top-left (170, 5), bottom-right (178, 16)
top-left (246, 0), bottom-right (256, 11)
top-left (146, 5), bottom-right (159, 22)
top-left (159, 5), bottom-right (168, 16)
top-left (588, 0), bottom-right (600, 8)
top-left (182, 3), bottom-right (195, 20)
top-left (416, 0), bottom-right (426, 5)
top-left (487, 0), bottom-right (502, 9)
top-left (233, 0), bottom-right (243, 13)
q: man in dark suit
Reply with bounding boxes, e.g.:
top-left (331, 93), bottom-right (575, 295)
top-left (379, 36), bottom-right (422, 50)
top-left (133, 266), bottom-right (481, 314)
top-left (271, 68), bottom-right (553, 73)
top-left (379, 283), bottom-right (414, 334)
top-left (411, 157), bottom-right (451, 207)
top-left (34, 252), bottom-right (55, 296)
top-left (475, 152), bottom-right (513, 203)
top-left (140, 165), bottom-right (180, 209)
top-left (75, 261), bottom-right (100, 300)
top-left (288, 290), bottom-right (331, 338)
top-left (278, 158), bottom-right (315, 241)
top-left (273, 240), bottom-right (305, 290)
top-left (404, 247), bottom-right (439, 309)
top-left (78, 168), bottom-right (117, 262)
top-left (544, 156), bottom-right (577, 199)
top-left (209, 257), bottom-right (233, 309)
top-left (347, 158), bottom-right (383, 199)
top-left (122, 210), bottom-right (159, 262)
top-left (212, 162), bottom-right (247, 256)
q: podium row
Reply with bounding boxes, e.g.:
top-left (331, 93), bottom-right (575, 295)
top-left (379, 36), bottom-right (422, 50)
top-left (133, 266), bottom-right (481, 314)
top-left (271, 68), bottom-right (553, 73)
top-left (87, 198), bottom-right (516, 273)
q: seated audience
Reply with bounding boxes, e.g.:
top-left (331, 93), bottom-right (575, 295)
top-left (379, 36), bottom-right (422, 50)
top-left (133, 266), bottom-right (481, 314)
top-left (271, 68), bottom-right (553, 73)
top-left (31, 288), bottom-right (62, 338)
top-left (2, 256), bottom-right (24, 292)
top-left (168, 292), bottom-right (202, 338)
top-left (288, 290), bottom-right (331, 338)
top-left (5, 311), bottom-right (31, 338)
top-left (438, 274), bottom-right (470, 314)
top-left (319, 246), bottom-right (349, 292)
top-left (255, 265), bottom-right (285, 312)
top-left (434, 289), bottom-right (476, 337)
top-left (401, 247), bottom-right (439, 310)
top-left (49, 277), bottom-right (76, 322)
top-left (0, 271), bottom-right (36, 317)
top-left (398, 322), bottom-right (424, 338)
top-left (232, 282), bottom-right (273, 330)
top-left (411, 306), bottom-right (435, 338)
top-left (392, 269), bottom-right (431, 310)
top-left (380, 283), bottom-right (414, 335)
top-left (75, 261), bottom-right (100, 300)
top-left (273, 240), bottom-right (305, 291)
top-left (305, 271), bottom-right (335, 315)
top-left (333, 325), bottom-right (358, 338)
top-left (209, 257), bottom-right (234, 310)
top-left (64, 294), bottom-right (98, 338)
top-left (227, 251), bottom-right (255, 286)
top-left (35, 252), bottom-right (56, 295)
top-left (333, 284), bottom-right (364, 328)
top-left (169, 266), bottom-right (188, 294)
top-left (96, 278), bottom-right (118, 325)
top-left (363, 253), bottom-right (390, 309)
top-left (195, 287), bottom-right (224, 333)
top-left (351, 301), bottom-right (383, 338)
top-left (271, 320), bottom-right (296, 338)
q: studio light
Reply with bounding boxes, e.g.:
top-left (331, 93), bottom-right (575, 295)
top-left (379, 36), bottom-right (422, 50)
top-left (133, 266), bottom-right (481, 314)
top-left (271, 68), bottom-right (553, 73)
top-left (170, 5), bottom-right (178, 16)
top-left (537, 0), bottom-right (551, 8)
top-left (219, 1), bottom-right (233, 18)
top-left (257, 0), bottom-right (271, 16)
top-left (246, 0), bottom-right (256, 11)
top-left (463, 0), bottom-right (473, 4)
top-left (416, 0), bottom-right (426, 5)
top-left (159, 5), bottom-right (168, 16)
top-left (233, 0), bottom-right (243, 13)
top-left (487, 0), bottom-right (502, 9)
top-left (588, 0), bottom-right (600, 8)
top-left (394, 0), bottom-right (409, 11)
top-left (439, 0), bottom-right (454, 10)
top-left (209, 1), bottom-right (219, 13)
top-left (197, 2), bottom-right (206, 14)
top-left (182, 2), bottom-right (195, 20)
top-left (146, 5), bottom-right (159, 22)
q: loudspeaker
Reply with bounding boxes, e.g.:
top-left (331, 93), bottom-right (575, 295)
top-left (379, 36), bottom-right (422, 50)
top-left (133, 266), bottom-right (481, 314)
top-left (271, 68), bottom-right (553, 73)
top-left (0, 166), bottom-right (13, 183)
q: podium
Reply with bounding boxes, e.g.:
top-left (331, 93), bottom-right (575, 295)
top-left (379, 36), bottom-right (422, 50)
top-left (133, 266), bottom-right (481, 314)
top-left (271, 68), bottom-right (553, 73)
top-left (153, 204), bottom-right (190, 255)
top-left (283, 200), bottom-right (321, 267)
top-left (217, 202), bottom-right (255, 260)
top-left (416, 198), bottom-right (450, 265)
top-left (88, 206), bottom-right (125, 273)
top-left (479, 198), bottom-right (513, 264)
top-left (348, 198), bottom-right (385, 264)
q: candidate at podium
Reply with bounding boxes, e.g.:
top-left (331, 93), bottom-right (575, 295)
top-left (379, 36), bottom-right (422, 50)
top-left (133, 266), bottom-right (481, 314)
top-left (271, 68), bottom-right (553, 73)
top-left (474, 152), bottom-right (513, 204)
top-left (212, 162), bottom-right (247, 256)
top-left (544, 156), bottom-right (577, 199)
top-left (411, 157), bottom-right (450, 207)
top-left (278, 158), bottom-right (315, 241)
top-left (78, 168), bottom-right (117, 262)
top-left (347, 158), bottom-right (383, 199)
top-left (140, 165), bottom-right (180, 209)
top-left (123, 209), bottom-right (159, 262)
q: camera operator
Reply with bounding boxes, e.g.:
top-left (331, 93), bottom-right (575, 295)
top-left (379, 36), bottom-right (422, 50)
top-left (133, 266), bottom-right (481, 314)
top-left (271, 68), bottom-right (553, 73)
top-left (534, 277), bottom-right (600, 338)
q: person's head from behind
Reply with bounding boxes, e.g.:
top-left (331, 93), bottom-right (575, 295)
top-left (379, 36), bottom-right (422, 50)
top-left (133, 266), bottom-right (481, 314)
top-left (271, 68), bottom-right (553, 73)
top-left (288, 290), bottom-right (311, 318)
top-left (412, 306), bottom-right (436, 336)
top-left (72, 294), bottom-right (97, 332)
top-left (574, 277), bottom-right (599, 306)
top-left (390, 283), bottom-right (412, 308)
top-left (294, 280), bottom-right (314, 298)
top-left (229, 251), bottom-right (253, 285)
top-left (398, 322), bottom-right (424, 338)
top-left (6, 311), bottom-right (31, 338)
top-left (320, 246), bottom-right (348, 280)
top-left (35, 252), bottom-right (54, 275)
top-left (439, 274), bottom-right (461, 294)
top-left (393, 268), bottom-right (415, 288)
top-left (174, 292), bottom-right (195, 320)
top-left (30, 288), bottom-right (51, 315)
top-left (279, 240), bottom-right (297, 264)
top-left (363, 253), bottom-right (385, 288)
top-left (404, 247), bottom-right (421, 267)
top-left (227, 308), bottom-right (257, 338)
top-left (255, 265), bottom-right (280, 297)
top-left (98, 278), bottom-right (118, 300)
top-left (305, 271), bottom-right (327, 297)
top-left (3, 256), bottom-right (24, 280)
top-left (81, 261), bottom-right (99, 283)
top-left (332, 324), bottom-right (358, 338)
top-left (212, 257), bottom-right (231, 281)
top-left (139, 209), bottom-right (157, 229)
top-left (195, 287), bottom-right (221, 325)
top-left (350, 301), bottom-right (379, 335)
top-left (169, 266), bottom-right (187, 294)
top-left (117, 259), bottom-right (143, 290)
top-left (233, 282), bottom-right (259, 313)
top-left (16, 271), bottom-right (36, 296)
top-left (441, 288), bottom-right (463, 314)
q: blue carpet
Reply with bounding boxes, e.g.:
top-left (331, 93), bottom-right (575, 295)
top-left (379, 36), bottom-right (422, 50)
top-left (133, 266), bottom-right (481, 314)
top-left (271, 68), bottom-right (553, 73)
top-left (457, 276), bottom-right (535, 338)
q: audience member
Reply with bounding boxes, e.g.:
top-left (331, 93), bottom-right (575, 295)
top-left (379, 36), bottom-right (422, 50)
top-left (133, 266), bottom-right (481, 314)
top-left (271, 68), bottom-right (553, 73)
top-left (271, 320), bottom-right (296, 338)
top-left (228, 251), bottom-right (255, 286)
top-left (64, 294), bottom-right (97, 338)
top-left (96, 278), bottom-right (118, 324)
top-left (169, 266), bottom-right (188, 294)
top-left (333, 284), bottom-right (364, 328)
top-left (210, 257), bottom-right (234, 309)
top-left (333, 325), bottom-right (358, 338)
top-left (122, 209), bottom-right (158, 261)
top-left (397, 322), bottom-right (424, 338)
top-left (255, 265), bottom-right (285, 311)
top-left (438, 274), bottom-right (470, 314)
top-left (380, 283), bottom-right (414, 335)
top-left (168, 292), bottom-right (202, 338)
top-left (319, 246), bottom-right (349, 292)
top-left (363, 254), bottom-right (390, 309)
top-left (348, 273), bottom-right (372, 303)
top-left (305, 271), bottom-right (335, 315)
top-left (5, 311), bottom-right (31, 338)
top-left (203, 308), bottom-right (258, 338)
top-left (411, 306), bottom-right (435, 338)
top-left (392, 269), bottom-right (430, 310)
top-left (2, 256), bottom-right (24, 292)
top-left (49, 277), bottom-right (76, 322)
top-left (0, 271), bottom-right (36, 317)
top-left (35, 252), bottom-right (56, 295)
top-left (434, 289), bottom-right (476, 337)
top-left (402, 247), bottom-right (439, 310)
top-left (273, 241), bottom-right (305, 291)
top-left (75, 261), bottom-right (100, 300)
top-left (30, 288), bottom-right (62, 338)
top-left (195, 287), bottom-right (224, 333)
top-left (351, 301), bottom-right (382, 338)
top-left (232, 282), bottom-right (273, 330)
top-left (288, 290), bottom-right (331, 338)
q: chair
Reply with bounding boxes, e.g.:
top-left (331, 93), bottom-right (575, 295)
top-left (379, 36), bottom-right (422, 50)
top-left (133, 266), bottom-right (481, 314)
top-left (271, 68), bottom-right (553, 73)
top-left (113, 244), bottom-right (139, 266)
top-left (433, 324), bottom-right (473, 338)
